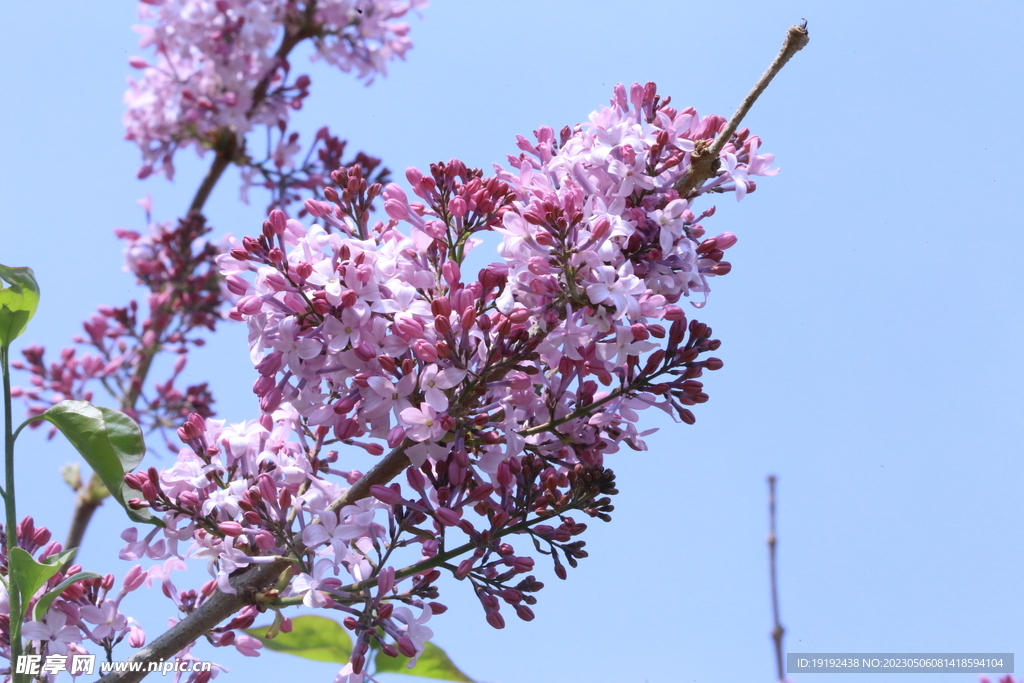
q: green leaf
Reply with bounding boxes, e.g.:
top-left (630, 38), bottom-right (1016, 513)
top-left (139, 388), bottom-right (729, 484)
top-left (33, 572), bottom-right (102, 622)
top-left (39, 400), bottom-right (160, 526)
top-left (0, 264), bottom-right (39, 347)
top-left (244, 615), bottom-right (353, 663)
top-left (375, 642), bottom-right (476, 682)
top-left (8, 548), bottom-right (74, 625)
top-left (246, 616), bottom-right (474, 681)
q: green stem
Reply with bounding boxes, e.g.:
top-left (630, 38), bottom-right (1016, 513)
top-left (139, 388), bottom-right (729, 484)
top-left (3, 345), bottom-right (26, 682)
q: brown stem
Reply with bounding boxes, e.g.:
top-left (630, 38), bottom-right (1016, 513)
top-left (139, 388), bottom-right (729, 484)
top-left (63, 496), bottom-right (101, 558)
top-left (675, 22), bottom-right (809, 199)
top-left (326, 444), bottom-right (410, 514)
top-left (767, 474), bottom-right (786, 683)
top-left (187, 150), bottom-right (234, 216)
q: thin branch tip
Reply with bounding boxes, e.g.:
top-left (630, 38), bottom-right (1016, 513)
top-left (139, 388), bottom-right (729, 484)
top-left (787, 21), bottom-right (810, 52)
top-left (675, 23), bottom-right (809, 198)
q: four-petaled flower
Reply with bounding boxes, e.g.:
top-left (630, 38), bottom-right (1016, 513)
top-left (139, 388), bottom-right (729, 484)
top-left (399, 402), bottom-right (445, 442)
top-left (80, 600), bottom-right (127, 641)
top-left (23, 610), bottom-right (83, 655)
top-left (418, 364), bottom-right (467, 411)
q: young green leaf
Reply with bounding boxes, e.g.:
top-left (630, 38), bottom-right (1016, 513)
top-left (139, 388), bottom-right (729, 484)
top-left (33, 572), bottom-right (103, 622)
top-left (374, 642), bottom-right (476, 682)
top-left (244, 615), bottom-right (353, 663)
top-left (39, 400), bottom-right (160, 526)
top-left (8, 548), bottom-right (74, 625)
top-left (0, 264), bottom-right (40, 347)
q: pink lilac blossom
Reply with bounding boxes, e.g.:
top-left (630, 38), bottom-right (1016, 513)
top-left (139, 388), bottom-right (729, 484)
top-left (104, 82), bottom-right (769, 677)
top-left (7, 83), bottom-right (774, 680)
top-left (220, 83), bottom-right (769, 470)
top-left (124, 0), bottom-right (426, 178)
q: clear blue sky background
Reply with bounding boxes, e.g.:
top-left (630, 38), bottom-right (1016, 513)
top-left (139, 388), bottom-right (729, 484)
top-left (1, 2), bottom-right (1021, 682)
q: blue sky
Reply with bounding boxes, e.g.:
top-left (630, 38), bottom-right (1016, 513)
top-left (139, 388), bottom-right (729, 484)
top-left (1, 1), bottom-right (1021, 682)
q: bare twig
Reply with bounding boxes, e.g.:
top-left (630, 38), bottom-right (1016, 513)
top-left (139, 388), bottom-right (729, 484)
top-left (676, 22), bottom-right (809, 199)
top-left (767, 474), bottom-right (786, 683)
top-left (187, 148), bottom-right (235, 217)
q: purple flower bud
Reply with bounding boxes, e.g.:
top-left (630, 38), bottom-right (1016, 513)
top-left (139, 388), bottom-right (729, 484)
top-left (123, 564), bottom-right (148, 592)
top-left (370, 484), bottom-right (405, 506)
top-left (515, 604), bottom-right (536, 622)
top-left (485, 610), bottom-right (506, 630)
top-left (384, 199), bottom-right (409, 221)
top-left (129, 625), bottom-right (146, 647)
top-left (219, 522), bottom-right (243, 537)
top-left (236, 296), bottom-right (263, 315)
top-left (255, 531), bottom-right (276, 552)
top-left (714, 232), bottom-right (738, 250)
top-left (385, 425), bottom-right (406, 448)
top-left (439, 259), bottom-right (462, 287)
top-left (512, 556), bottom-right (535, 573)
top-left (497, 460), bottom-right (513, 488)
top-left (304, 198), bottom-right (327, 218)
top-left (259, 388), bottom-right (283, 413)
top-left (396, 636), bottom-right (418, 658)
top-left (353, 341), bottom-right (376, 362)
top-left (663, 305), bottom-right (685, 321)
top-left (449, 196), bottom-right (468, 218)
top-left (255, 352), bottom-right (283, 377)
top-left (412, 339), bottom-right (439, 362)
top-left (406, 466), bottom-right (426, 491)
top-left (455, 558), bottom-right (474, 579)
top-left (377, 567), bottom-right (395, 595)
top-left (256, 474), bottom-right (277, 504)
top-left (263, 271), bottom-right (289, 291)
top-left (405, 167), bottom-right (423, 186)
top-left (225, 274), bottom-right (250, 296)
top-left (466, 482), bottom-right (494, 502)
top-left (268, 210), bottom-right (287, 236)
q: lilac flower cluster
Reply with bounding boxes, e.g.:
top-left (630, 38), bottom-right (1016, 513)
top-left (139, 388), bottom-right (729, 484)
top-left (1, 519), bottom-right (152, 681)
top-left (119, 410), bottom-right (445, 676)
top-left (77, 82), bottom-right (776, 681)
top-left (124, 0), bottom-right (426, 179)
top-left (7, 77), bottom-right (776, 683)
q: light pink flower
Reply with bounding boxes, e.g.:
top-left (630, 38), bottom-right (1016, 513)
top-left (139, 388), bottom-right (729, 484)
top-left (80, 600), bottom-right (127, 640)
top-left (418, 365), bottom-right (467, 411)
top-left (23, 611), bottom-right (82, 655)
top-left (399, 402), bottom-right (444, 442)
top-left (291, 558), bottom-right (338, 608)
